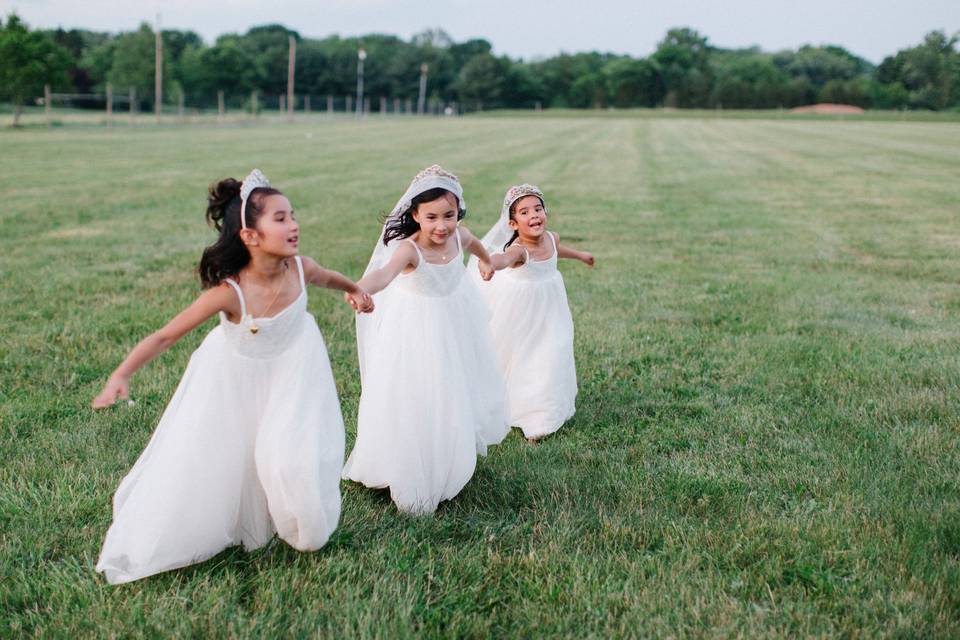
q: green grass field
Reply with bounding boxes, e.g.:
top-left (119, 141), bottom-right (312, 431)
top-left (2, 114), bottom-right (959, 637)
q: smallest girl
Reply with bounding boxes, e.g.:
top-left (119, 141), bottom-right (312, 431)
top-left (471, 184), bottom-right (594, 442)
top-left (92, 169), bottom-right (372, 584)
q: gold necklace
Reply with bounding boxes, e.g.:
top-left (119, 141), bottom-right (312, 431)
top-left (425, 241), bottom-right (451, 262)
top-left (246, 262), bottom-right (288, 334)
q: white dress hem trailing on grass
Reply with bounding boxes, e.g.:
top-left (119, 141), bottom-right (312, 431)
top-left (342, 165), bottom-right (509, 515)
top-left (471, 185), bottom-right (577, 439)
top-left (96, 256), bottom-right (345, 584)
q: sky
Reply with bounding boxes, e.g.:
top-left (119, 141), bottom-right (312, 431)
top-left (2, 0), bottom-right (959, 63)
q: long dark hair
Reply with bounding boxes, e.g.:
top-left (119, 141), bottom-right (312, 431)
top-left (382, 188), bottom-right (465, 246)
top-left (198, 178), bottom-right (282, 288)
top-left (503, 195), bottom-right (545, 250)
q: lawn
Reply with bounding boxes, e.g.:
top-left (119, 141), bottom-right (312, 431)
top-left (2, 113), bottom-right (959, 637)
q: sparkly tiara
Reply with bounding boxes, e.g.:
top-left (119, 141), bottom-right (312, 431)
top-left (412, 164), bottom-right (459, 184)
top-left (240, 168), bottom-right (271, 230)
top-left (504, 183), bottom-right (544, 211)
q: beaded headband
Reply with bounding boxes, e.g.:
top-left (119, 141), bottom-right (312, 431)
top-left (504, 184), bottom-right (545, 215)
top-left (239, 168), bottom-right (271, 230)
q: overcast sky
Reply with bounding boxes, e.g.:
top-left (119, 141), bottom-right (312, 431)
top-left (3, 0), bottom-right (958, 63)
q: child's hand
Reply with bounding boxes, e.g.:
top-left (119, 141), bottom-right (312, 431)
top-left (92, 375), bottom-right (130, 409)
top-left (344, 290), bottom-right (374, 313)
top-left (478, 260), bottom-right (495, 281)
top-left (581, 252), bottom-right (595, 267)
top-left (355, 289), bottom-right (374, 313)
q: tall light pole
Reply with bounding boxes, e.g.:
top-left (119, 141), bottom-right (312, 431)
top-left (286, 35), bottom-right (296, 119)
top-left (417, 63), bottom-right (428, 115)
top-left (356, 47), bottom-right (367, 117)
top-left (155, 13), bottom-right (162, 123)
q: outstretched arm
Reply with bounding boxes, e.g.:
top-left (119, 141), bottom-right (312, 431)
top-left (554, 232), bottom-right (595, 267)
top-left (458, 226), bottom-right (496, 280)
top-left (356, 242), bottom-right (418, 295)
top-left (488, 243), bottom-right (527, 271)
top-left (301, 256), bottom-right (373, 312)
top-left (92, 285), bottom-right (234, 409)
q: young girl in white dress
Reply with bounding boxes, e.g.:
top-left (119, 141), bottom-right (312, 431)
top-left (471, 184), bottom-right (594, 442)
top-left (92, 169), bottom-right (373, 584)
top-left (341, 165), bottom-right (510, 515)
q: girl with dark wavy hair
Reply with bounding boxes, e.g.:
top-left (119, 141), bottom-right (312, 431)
top-left (92, 170), bottom-right (372, 584)
top-left (342, 165), bottom-right (511, 515)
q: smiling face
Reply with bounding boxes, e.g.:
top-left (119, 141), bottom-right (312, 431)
top-left (509, 195), bottom-right (547, 241)
top-left (242, 193), bottom-right (300, 257)
top-left (412, 191), bottom-right (459, 247)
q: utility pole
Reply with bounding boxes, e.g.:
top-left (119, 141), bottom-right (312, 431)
top-left (106, 83), bottom-right (113, 126)
top-left (155, 14), bottom-right (162, 123)
top-left (287, 35), bottom-right (296, 120)
top-left (356, 47), bottom-right (367, 117)
top-left (417, 63), bottom-right (428, 115)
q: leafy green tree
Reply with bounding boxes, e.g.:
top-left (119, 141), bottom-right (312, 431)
top-left (0, 14), bottom-right (71, 125)
top-left (78, 36), bottom-right (115, 92)
top-left (177, 37), bottom-right (258, 106)
top-left (501, 63), bottom-right (546, 108)
top-left (455, 52), bottom-right (508, 110)
top-left (568, 72), bottom-right (608, 108)
top-left (773, 45), bottom-right (872, 99)
top-left (603, 58), bottom-right (664, 107)
top-left (531, 52), bottom-right (614, 107)
top-left (652, 28), bottom-right (714, 107)
top-left (875, 31), bottom-right (959, 110)
top-left (818, 78), bottom-right (871, 107)
top-left (306, 36), bottom-right (367, 99)
top-left (448, 39), bottom-right (493, 69)
top-left (868, 79), bottom-right (909, 109)
top-left (107, 23), bottom-right (168, 109)
top-left (242, 24), bottom-right (299, 98)
top-left (350, 34), bottom-right (412, 105)
top-left (17, 20), bottom-right (960, 114)
top-left (712, 52), bottom-right (793, 108)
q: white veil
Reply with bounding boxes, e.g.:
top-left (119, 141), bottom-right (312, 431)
top-left (356, 165), bottom-right (465, 380)
top-left (468, 183), bottom-right (545, 272)
top-left (361, 165), bottom-right (465, 278)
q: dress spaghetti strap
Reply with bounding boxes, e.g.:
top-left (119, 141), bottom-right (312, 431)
top-left (455, 227), bottom-right (463, 256)
top-left (224, 278), bottom-right (248, 318)
top-left (405, 238), bottom-right (424, 266)
top-left (294, 256), bottom-right (306, 293)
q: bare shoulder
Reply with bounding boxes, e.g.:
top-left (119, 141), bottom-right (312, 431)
top-left (393, 239), bottom-right (417, 256)
top-left (298, 255), bottom-right (323, 276)
top-left (206, 281), bottom-right (237, 304)
top-left (394, 238), bottom-right (418, 259)
top-left (551, 230), bottom-right (560, 244)
top-left (457, 225), bottom-right (475, 241)
top-left (391, 238), bottom-right (419, 270)
top-left (506, 242), bottom-right (527, 266)
top-left (207, 280), bottom-right (240, 315)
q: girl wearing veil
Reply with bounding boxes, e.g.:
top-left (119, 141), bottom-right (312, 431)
top-left (341, 165), bottom-right (510, 515)
top-left (470, 184), bottom-right (594, 442)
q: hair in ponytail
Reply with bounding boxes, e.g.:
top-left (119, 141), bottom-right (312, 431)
top-left (198, 178), bottom-right (282, 288)
top-left (383, 188), bottom-right (465, 246)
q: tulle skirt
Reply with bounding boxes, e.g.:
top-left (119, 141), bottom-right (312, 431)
top-left (480, 271), bottom-right (577, 439)
top-left (343, 277), bottom-right (509, 515)
top-left (96, 319), bottom-right (345, 584)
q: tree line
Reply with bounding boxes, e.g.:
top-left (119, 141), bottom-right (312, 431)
top-left (2, 13), bottom-right (959, 121)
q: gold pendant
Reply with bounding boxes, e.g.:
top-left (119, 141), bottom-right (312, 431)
top-left (249, 324), bottom-right (259, 334)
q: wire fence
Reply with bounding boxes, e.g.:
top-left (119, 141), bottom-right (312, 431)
top-left (21, 84), bottom-right (467, 128)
